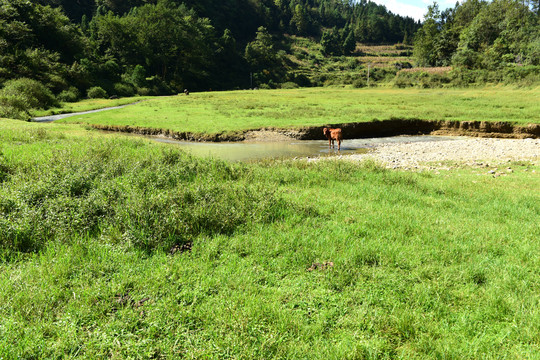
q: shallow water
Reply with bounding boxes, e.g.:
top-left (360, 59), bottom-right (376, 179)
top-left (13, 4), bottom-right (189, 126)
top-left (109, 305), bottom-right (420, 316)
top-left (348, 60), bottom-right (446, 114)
top-left (152, 135), bottom-right (459, 162)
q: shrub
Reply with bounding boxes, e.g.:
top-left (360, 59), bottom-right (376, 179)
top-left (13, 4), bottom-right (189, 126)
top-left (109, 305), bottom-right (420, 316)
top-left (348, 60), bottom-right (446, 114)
top-left (136, 87), bottom-right (152, 96)
top-left (281, 81), bottom-right (299, 89)
top-left (130, 65), bottom-right (147, 88)
top-left (57, 87), bottom-right (80, 103)
top-left (0, 78), bottom-right (58, 110)
top-left (0, 95), bottom-right (31, 120)
top-left (352, 78), bottom-right (367, 88)
top-left (87, 86), bottom-right (108, 99)
top-left (113, 83), bottom-right (135, 97)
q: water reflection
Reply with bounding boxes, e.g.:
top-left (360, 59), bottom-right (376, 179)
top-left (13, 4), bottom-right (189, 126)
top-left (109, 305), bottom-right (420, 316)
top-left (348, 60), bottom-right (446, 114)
top-left (151, 135), bottom-right (457, 162)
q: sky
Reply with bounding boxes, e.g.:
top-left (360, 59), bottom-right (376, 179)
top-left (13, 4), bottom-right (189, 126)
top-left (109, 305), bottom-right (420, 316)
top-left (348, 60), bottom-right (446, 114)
top-left (369, 0), bottom-right (459, 21)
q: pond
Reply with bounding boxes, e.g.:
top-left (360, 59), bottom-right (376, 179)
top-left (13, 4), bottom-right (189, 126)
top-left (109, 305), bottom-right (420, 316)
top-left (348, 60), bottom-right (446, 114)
top-left (150, 135), bottom-right (459, 162)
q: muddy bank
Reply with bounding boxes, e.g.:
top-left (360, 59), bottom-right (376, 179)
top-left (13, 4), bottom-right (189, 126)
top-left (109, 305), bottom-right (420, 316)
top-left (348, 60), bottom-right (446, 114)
top-left (89, 119), bottom-right (540, 142)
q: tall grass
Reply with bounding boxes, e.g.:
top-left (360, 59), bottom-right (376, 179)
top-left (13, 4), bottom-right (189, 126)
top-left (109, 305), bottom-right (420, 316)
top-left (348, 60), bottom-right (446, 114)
top-left (0, 120), bottom-right (292, 256)
top-left (1, 120), bottom-right (539, 358)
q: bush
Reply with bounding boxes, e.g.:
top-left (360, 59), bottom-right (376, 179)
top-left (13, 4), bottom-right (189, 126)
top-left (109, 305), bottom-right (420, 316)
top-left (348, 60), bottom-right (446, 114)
top-left (281, 81), bottom-right (299, 89)
top-left (87, 86), bottom-right (108, 99)
top-left (136, 87), bottom-right (152, 96)
top-left (352, 78), bottom-right (367, 88)
top-left (0, 95), bottom-right (31, 120)
top-left (57, 87), bottom-right (80, 103)
top-left (113, 83), bottom-right (135, 97)
top-left (0, 78), bottom-right (58, 110)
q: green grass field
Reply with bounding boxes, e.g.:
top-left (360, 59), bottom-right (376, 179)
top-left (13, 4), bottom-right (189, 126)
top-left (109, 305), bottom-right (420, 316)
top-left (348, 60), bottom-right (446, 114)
top-left (58, 87), bottom-right (540, 135)
top-left (1, 118), bottom-right (539, 358)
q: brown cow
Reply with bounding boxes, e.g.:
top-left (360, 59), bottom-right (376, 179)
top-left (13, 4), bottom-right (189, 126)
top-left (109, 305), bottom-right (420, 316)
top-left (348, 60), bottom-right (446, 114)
top-left (323, 127), bottom-right (342, 150)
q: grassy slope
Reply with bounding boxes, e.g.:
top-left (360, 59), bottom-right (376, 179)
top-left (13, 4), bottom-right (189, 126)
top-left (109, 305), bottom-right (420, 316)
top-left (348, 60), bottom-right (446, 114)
top-left (1, 119), bottom-right (539, 358)
top-left (58, 87), bottom-right (540, 134)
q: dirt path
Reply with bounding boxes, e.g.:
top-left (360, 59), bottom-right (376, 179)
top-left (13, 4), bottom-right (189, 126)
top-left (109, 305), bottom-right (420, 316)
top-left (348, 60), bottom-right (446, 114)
top-left (341, 137), bottom-right (539, 170)
top-left (32, 102), bottom-right (141, 122)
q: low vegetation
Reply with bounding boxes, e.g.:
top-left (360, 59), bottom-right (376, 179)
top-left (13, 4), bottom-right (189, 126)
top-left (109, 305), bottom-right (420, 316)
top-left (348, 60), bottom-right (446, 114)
top-left (59, 87), bottom-right (540, 135)
top-left (0, 119), bottom-right (539, 358)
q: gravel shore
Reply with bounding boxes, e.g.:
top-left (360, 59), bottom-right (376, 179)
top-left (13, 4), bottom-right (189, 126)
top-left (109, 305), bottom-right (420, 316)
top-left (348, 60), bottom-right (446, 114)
top-left (344, 137), bottom-right (540, 170)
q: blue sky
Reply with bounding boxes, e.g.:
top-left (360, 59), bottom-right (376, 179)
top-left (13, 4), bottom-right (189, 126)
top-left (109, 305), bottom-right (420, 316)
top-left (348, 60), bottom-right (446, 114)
top-left (369, 0), bottom-right (458, 21)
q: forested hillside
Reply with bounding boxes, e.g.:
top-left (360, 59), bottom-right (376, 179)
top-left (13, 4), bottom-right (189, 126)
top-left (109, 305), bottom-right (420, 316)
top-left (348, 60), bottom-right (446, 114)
top-left (414, 0), bottom-right (540, 70)
top-left (1, 0), bottom-right (539, 120)
top-left (0, 0), bottom-right (417, 100)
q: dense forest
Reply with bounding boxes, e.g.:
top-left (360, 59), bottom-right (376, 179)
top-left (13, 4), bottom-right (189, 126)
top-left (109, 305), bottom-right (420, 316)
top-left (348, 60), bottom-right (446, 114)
top-left (0, 0), bottom-right (418, 99)
top-left (414, 0), bottom-right (540, 69)
top-left (0, 0), bottom-right (539, 119)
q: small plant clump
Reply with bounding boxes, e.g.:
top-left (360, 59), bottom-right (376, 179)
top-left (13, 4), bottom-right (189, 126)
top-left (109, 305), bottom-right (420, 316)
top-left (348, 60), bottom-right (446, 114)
top-left (87, 86), bottom-right (108, 99)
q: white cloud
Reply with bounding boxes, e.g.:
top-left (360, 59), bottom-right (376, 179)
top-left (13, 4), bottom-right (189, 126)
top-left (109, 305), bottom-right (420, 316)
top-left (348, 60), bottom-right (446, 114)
top-left (370, 0), bottom-right (426, 21)
top-left (368, 0), bottom-right (461, 22)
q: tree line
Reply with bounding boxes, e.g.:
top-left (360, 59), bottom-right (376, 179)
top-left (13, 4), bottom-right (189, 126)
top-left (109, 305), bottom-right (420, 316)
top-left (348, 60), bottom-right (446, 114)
top-left (413, 0), bottom-right (540, 70)
top-left (0, 0), bottom-right (418, 106)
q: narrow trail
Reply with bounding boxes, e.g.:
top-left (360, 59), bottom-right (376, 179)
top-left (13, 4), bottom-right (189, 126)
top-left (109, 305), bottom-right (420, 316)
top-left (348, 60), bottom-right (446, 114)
top-left (31, 102), bottom-right (141, 123)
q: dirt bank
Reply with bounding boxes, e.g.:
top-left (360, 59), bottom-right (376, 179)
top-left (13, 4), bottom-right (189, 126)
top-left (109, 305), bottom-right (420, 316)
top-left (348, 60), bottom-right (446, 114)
top-left (90, 119), bottom-right (540, 142)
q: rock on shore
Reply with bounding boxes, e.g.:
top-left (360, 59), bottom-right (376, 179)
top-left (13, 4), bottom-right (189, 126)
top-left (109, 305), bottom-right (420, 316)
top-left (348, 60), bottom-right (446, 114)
top-left (346, 137), bottom-right (540, 170)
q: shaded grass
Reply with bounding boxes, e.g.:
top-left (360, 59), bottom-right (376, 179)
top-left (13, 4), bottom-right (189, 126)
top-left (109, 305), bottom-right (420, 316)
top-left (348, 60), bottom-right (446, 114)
top-left (1, 120), bottom-right (539, 358)
top-left (58, 87), bottom-right (540, 135)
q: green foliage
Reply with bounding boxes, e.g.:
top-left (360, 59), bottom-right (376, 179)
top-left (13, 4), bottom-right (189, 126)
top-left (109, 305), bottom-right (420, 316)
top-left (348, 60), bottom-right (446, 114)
top-left (0, 78), bottom-right (58, 109)
top-left (245, 27), bottom-right (278, 71)
top-left (342, 30), bottom-right (356, 55)
top-left (88, 1), bottom-right (215, 92)
top-left (57, 87), bottom-right (80, 103)
top-left (0, 132), bottom-right (291, 254)
top-left (1, 0), bottom-right (422, 94)
top-left (0, 120), bottom-right (539, 357)
top-left (280, 81), bottom-right (299, 89)
top-left (245, 26), bottom-right (286, 86)
top-left (0, 78), bottom-right (58, 119)
top-left (113, 83), bottom-right (135, 97)
top-left (0, 0), bottom-right (84, 89)
top-left (414, 0), bottom-right (540, 72)
top-left (321, 28), bottom-right (343, 56)
top-left (413, 3), bottom-right (442, 66)
top-left (0, 95), bottom-right (30, 120)
top-left (130, 65), bottom-right (146, 88)
top-left (352, 78), bottom-right (367, 88)
top-left (87, 86), bottom-right (107, 99)
top-left (58, 88), bottom-right (540, 137)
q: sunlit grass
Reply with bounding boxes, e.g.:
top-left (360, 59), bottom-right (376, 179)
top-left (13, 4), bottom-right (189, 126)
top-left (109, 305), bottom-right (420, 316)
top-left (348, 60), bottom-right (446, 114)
top-left (1, 120), bottom-right (539, 357)
top-left (58, 87), bottom-right (540, 134)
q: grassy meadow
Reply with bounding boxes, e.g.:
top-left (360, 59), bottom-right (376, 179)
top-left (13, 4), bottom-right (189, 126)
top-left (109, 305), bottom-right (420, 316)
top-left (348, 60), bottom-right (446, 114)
top-left (58, 87), bottom-right (540, 135)
top-left (1, 117), bottom-right (539, 358)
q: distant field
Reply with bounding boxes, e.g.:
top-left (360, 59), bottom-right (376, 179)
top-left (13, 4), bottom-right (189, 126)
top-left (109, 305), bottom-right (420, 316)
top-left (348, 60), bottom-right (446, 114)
top-left (59, 87), bottom-right (540, 134)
